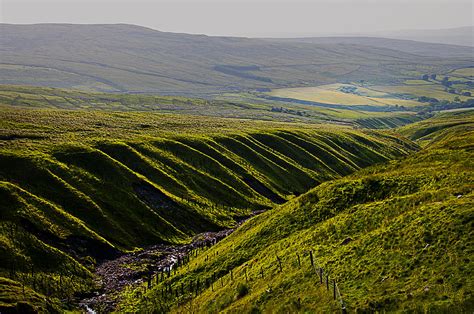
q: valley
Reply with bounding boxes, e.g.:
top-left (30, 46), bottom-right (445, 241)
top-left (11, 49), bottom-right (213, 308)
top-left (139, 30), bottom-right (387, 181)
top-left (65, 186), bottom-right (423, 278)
top-left (0, 100), bottom-right (420, 312)
top-left (119, 111), bottom-right (474, 313)
top-left (0, 21), bottom-right (473, 313)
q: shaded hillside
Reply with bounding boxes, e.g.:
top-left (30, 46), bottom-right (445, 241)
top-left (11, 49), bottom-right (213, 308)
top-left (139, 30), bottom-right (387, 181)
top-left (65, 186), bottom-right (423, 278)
top-left (0, 24), bottom-right (472, 95)
top-left (125, 111), bottom-right (473, 312)
top-left (0, 107), bottom-right (417, 312)
top-left (398, 109), bottom-right (474, 145)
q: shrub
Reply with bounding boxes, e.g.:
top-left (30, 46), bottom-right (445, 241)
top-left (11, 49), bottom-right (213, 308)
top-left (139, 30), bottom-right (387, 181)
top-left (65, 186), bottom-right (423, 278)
top-left (236, 283), bottom-right (249, 299)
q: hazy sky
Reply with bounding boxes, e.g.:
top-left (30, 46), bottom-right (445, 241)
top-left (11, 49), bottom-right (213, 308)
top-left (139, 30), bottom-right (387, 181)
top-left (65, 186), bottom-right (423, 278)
top-left (1, 0), bottom-right (472, 37)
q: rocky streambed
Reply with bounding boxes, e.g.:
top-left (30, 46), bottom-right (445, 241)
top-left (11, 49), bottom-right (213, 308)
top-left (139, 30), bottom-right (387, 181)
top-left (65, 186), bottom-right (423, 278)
top-left (78, 212), bottom-right (264, 312)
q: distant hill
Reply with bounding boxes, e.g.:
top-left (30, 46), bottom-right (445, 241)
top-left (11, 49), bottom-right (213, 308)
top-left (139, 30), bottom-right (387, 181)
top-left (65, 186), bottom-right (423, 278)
top-left (265, 36), bottom-right (473, 57)
top-left (279, 26), bottom-right (474, 47)
top-left (371, 26), bottom-right (474, 47)
top-left (0, 24), bottom-right (472, 96)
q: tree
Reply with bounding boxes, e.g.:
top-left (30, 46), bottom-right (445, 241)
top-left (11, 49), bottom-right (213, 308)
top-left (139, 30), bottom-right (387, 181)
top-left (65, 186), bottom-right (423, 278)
top-left (422, 74), bottom-right (429, 80)
top-left (442, 76), bottom-right (452, 87)
top-left (430, 74), bottom-right (437, 80)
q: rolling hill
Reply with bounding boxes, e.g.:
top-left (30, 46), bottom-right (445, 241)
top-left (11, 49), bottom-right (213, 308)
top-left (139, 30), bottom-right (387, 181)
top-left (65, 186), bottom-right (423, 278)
top-left (0, 104), bottom-right (418, 312)
top-left (121, 110), bottom-right (474, 313)
top-left (0, 84), bottom-right (425, 128)
top-left (369, 26), bottom-right (474, 47)
top-left (1, 24), bottom-right (472, 96)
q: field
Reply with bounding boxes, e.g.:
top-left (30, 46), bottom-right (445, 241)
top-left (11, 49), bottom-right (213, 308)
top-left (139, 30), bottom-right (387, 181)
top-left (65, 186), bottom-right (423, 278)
top-left (450, 67), bottom-right (474, 78)
top-left (268, 68), bottom-right (474, 110)
top-left (0, 84), bottom-right (424, 129)
top-left (268, 83), bottom-right (425, 108)
top-left (119, 111), bottom-right (474, 313)
top-left (372, 83), bottom-right (473, 102)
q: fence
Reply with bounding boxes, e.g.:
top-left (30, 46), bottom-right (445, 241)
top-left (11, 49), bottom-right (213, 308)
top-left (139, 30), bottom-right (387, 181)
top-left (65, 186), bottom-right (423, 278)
top-left (133, 240), bottom-right (348, 313)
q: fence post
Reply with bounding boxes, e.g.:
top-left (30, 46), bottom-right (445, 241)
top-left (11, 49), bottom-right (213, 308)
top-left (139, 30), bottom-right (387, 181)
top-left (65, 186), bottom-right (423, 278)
top-left (333, 280), bottom-right (336, 300)
top-left (319, 268), bottom-right (323, 284)
top-left (277, 256), bottom-right (282, 272)
top-left (326, 275), bottom-right (329, 290)
top-left (260, 267), bottom-right (264, 279)
top-left (309, 251), bottom-right (314, 269)
top-left (297, 253), bottom-right (301, 268)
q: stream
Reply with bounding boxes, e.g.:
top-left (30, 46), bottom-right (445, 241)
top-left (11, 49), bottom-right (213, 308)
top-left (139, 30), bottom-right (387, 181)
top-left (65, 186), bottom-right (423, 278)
top-left (77, 211), bottom-right (264, 312)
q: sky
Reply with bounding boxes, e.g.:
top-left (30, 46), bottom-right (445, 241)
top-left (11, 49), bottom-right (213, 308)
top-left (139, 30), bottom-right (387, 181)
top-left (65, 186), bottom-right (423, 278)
top-left (1, 0), bottom-right (473, 37)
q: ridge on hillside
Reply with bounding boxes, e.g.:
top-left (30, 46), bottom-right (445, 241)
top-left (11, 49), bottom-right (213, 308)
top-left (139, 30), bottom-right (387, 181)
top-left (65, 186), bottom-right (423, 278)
top-left (0, 108), bottom-right (417, 312)
top-left (122, 110), bottom-right (474, 312)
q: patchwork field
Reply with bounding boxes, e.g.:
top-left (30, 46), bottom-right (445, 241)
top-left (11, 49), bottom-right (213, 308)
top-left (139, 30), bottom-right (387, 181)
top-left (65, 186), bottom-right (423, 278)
top-left (450, 67), bottom-right (474, 78)
top-left (268, 68), bottom-right (474, 110)
top-left (268, 83), bottom-right (425, 108)
top-left (0, 84), bottom-right (423, 129)
top-left (371, 83), bottom-right (473, 102)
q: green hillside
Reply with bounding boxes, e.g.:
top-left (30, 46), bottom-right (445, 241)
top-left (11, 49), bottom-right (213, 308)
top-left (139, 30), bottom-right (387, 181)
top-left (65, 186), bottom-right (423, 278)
top-left (0, 105), bottom-right (417, 312)
top-left (0, 84), bottom-right (424, 128)
top-left (1, 24), bottom-right (472, 95)
top-left (121, 111), bottom-right (473, 313)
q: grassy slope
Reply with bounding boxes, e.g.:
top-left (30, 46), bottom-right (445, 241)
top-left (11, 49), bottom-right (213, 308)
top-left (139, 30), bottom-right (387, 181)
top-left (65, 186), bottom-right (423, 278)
top-left (0, 84), bottom-right (423, 129)
top-left (126, 111), bottom-right (473, 313)
top-left (0, 105), bottom-right (417, 311)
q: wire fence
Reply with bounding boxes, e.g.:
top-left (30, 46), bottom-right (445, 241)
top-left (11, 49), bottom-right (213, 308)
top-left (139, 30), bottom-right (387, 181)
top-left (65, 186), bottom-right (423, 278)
top-left (134, 240), bottom-right (348, 313)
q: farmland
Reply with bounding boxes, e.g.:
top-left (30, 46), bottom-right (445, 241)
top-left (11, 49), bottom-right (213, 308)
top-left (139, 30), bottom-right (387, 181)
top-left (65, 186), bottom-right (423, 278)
top-left (268, 83), bottom-right (425, 108)
top-left (267, 67), bottom-right (474, 111)
top-left (0, 84), bottom-right (424, 129)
